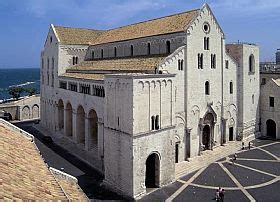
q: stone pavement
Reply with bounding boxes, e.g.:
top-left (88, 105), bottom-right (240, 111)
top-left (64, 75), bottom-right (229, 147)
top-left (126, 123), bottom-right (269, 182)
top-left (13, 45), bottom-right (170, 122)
top-left (175, 136), bottom-right (254, 178)
top-left (140, 139), bottom-right (280, 202)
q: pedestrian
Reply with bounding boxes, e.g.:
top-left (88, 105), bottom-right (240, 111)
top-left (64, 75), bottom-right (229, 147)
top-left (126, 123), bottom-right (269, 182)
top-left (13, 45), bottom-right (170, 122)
top-left (215, 188), bottom-right (220, 201)
top-left (248, 141), bottom-right (251, 150)
top-left (219, 188), bottom-right (225, 202)
top-left (242, 141), bottom-right (245, 150)
top-left (233, 153), bottom-right (237, 161)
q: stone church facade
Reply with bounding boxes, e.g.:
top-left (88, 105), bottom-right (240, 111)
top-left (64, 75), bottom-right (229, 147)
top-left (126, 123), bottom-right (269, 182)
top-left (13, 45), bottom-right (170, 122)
top-left (40, 4), bottom-right (260, 198)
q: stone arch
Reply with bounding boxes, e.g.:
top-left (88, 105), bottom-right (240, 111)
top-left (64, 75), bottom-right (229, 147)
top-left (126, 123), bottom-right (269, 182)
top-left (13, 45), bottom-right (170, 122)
top-left (32, 104), bottom-right (39, 119)
top-left (22, 106), bottom-right (30, 120)
top-left (88, 109), bottom-right (98, 150)
top-left (76, 105), bottom-right (85, 146)
top-left (65, 102), bottom-right (73, 137)
top-left (58, 99), bottom-right (64, 130)
top-left (145, 152), bottom-right (160, 188)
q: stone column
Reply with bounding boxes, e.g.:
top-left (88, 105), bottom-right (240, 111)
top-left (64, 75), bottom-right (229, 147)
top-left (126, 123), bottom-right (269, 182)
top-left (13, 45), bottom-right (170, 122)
top-left (198, 123), bottom-right (204, 156)
top-left (185, 127), bottom-right (192, 160)
top-left (85, 117), bottom-right (90, 151)
top-left (72, 110), bottom-right (78, 143)
top-left (63, 108), bottom-right (67, 136)
top-left (98, 120), bottom-right (104, 159)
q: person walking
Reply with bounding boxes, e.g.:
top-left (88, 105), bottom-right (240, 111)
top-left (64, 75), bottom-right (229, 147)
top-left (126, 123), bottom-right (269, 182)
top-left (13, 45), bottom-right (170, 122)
top-left (219, 187), bottom-right (225, 202)
top-left (215, 188), bottom-right (220, 201)
top-left (248, 141), bottom-right (251, 150)
top-left (242, 141), bottom-right (245, 150)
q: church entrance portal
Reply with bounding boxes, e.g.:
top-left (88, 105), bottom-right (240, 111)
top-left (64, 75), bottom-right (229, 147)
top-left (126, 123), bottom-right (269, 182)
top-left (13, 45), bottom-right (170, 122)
top-left (229, 127), bottom-right (234, 141)
top-left (145, 153), bottom-right (160, 188)
top-left (266, 119), bottom-right (276, 139)
top-left (202, 125), bottom-right (211, 150)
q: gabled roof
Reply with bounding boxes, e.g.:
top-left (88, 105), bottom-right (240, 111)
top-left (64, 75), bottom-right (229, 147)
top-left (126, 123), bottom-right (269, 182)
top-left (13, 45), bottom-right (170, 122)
top-left (53, 8), bottom-right (199, 45)
top-left (91, 9), bottom-right (199, 45)
top-left (53, 26), bottom-right (104, 45)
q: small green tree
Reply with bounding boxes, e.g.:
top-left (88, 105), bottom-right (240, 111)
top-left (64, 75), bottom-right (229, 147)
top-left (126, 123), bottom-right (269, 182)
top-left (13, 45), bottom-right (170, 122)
top-left (24, 87), bottom-right (36, 96)
top-left (8, 87), bottom-right (24, 100)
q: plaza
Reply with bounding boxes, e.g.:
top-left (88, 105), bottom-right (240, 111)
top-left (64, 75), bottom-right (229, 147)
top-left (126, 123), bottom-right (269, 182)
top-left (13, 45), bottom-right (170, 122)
top-left (140, 139), bottom-right (280, 201)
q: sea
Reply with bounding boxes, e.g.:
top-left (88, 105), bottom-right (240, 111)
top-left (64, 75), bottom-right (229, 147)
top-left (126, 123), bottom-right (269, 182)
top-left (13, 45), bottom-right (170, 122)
top-left (0, 68), bottom-right (40, 100)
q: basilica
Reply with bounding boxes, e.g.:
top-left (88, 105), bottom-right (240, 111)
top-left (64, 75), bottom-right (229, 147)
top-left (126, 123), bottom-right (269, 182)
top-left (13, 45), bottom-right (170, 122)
top-left (40, 3), bottom-right (260, 198)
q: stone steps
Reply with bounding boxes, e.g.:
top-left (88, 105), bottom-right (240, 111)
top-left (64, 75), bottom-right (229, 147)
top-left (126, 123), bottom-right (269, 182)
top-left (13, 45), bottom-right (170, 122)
top-left (175, 141), bottom-right (243, 179)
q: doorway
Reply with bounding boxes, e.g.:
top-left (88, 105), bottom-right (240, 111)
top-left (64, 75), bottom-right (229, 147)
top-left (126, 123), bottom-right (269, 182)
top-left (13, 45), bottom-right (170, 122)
top-left (175, 143), bottom-right (179, 163)
top-left (229, 127), bottom-right (234, 141)
top-left (266, 119), bottom-right (276, 139)
top-left (202, 125), bottom-right (211, 150)
top-left (145, 153), bottom-right (160, 188)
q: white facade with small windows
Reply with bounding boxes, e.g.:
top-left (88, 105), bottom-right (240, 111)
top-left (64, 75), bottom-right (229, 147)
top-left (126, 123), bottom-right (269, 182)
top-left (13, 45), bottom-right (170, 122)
top-left (40, 4), bottom-right (260, 199)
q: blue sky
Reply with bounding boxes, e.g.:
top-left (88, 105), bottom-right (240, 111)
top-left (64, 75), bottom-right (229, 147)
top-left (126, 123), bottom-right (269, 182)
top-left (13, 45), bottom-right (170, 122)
top-left (0, 0), bottom-right (279, 68)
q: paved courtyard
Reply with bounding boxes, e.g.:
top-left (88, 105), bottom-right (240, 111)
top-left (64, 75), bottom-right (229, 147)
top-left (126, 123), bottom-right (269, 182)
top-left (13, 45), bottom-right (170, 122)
top-left (140, 139), bottom-right (280, 202)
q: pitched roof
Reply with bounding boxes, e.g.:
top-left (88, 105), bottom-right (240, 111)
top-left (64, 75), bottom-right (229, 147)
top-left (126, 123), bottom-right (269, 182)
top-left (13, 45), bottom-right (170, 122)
top-left (53, 8), bottom-right (199, 45)
top-left (53, 26), bottom-right (104, 45)
top-left (61, 72), bottom-right (105, 80)
top-left (68, 56), bottom-right (165, 72)
top-left (92, 9), bottom-right (199, 45)
top-left (0, 121), bottom-right (88, 201)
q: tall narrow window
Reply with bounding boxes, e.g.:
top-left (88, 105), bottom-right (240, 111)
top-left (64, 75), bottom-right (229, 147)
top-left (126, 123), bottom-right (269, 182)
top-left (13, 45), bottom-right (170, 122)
top-left (178, 59), bottom-right (184, 71)
top-left (151, 116), bottom-right (155, 130)
top-left (147, 43), bottom-right (151, 55)
top-left (114, 47), bottom-right (117, 57)
top-left (180, 60), bottom-right (184, 71)
top-left (41, 58), bottom-right (44, 69)
top-left (198, 53), bottom-right (203, 69)
top-left (249, 54), bottom-right (255, 73)
top-left (72, 57), bottom-right (75, 65)
top-left (211, 54), bottom-right (216, 69)
top-left (101, 49), bottom-right (104, 58)
top-left (205, 81), bottom-right (210, 95)
top-left (225, 60), bottom-right (229, 69)
top-left (230, 81), bottom-right (233, 94)
top-left (52, 57), bottom-right (54, 69)
top-left (130, 45), bottom-right (134, 56)
top-left (204, 37), bottom-right (209, 50)
top-left (155, 115), bottom-right (159, 130)
top-left (252, 94), bottom-right (254, 104)
top-left (75, 56), bottom-right (78, 64)
top-left (92, 51), bottom-right (95, 59)
top-left (166, 41), bottom-right (171, 54)
top-left (47, 58), bottom-right (49, 69)
top-left (269, 97), bottom-right (274, 107)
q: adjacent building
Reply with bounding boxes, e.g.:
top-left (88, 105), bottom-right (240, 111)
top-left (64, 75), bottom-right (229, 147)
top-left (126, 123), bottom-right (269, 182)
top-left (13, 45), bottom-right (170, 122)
top-left (40, 4), bottom-right (260, 198)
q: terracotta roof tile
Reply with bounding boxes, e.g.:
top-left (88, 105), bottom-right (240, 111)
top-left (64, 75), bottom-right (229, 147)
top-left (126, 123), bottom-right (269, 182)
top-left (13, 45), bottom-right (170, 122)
top-left (61, 72), bottom-right (105, 80)
top-left (54, 26), bottom-right (104, 45)
top-left (0, 121), bottom-right (88, 201)
top-left (54, 9), bottom-right (199, 45)
top-left (92, 9), bottom-right (199, 45)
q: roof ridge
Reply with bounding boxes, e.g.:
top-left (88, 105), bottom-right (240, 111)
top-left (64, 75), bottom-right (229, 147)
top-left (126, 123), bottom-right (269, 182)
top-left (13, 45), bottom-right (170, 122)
top-left (54, 25), bottom-right (105, 32)
top-left (107, 8), bottom-right (200, 31)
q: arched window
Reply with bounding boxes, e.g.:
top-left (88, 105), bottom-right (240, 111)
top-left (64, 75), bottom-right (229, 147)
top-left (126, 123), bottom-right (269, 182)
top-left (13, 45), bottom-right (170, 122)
top-left (41, 58), bottom-right (44, 69)
top-left (205, 81), bottom-right (210, 95)
top-left (198, 53), bottom-right (203, 69)
top-left (52, 57), bottom-right (54, 69)
top-left (72, 56), bottom-right (75, 65)
top-left (249, 54), bottom-right (255, 73)
top-left (155, 115), bottom-right (159, 130)
top-left (151, 116), bottom-right (155, 130)
top-left (204, 37), bottom-right (209, 50)
top-left (230, 81), bottom-right (233, 94)
top-left (76, 56), bottom-right (78, 64)
top-left (47, 58), bottom-right (50, 69)
top-left (252, 94), bottom-right (254, 104)
top-left (130, 45), bottom-right (134, 56)
top-left (92, 51), bottom-right (95, 59)
top-left (147, 43), bottom-right (151, 55)
top-left (178, 59), bottom-right (184, 71)
top-left (50, 36), bottom-right (52, 44)
top-left (101, 49), bottom-right (104, 58)
top-left (166, 41), bottom-right (171, 54)
top-left (114, 47), bottom-right (117, 57)
top-left (211, 54), bottom-right (216, 69)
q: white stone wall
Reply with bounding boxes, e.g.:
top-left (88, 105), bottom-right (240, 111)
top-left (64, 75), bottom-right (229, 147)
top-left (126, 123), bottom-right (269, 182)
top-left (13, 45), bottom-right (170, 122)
top-left (85, 32), bottom-right (185, 60)
top-left (226, 44), bottom-right (260, 139)
top-left (260, 80), bottom-right (280, 139)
